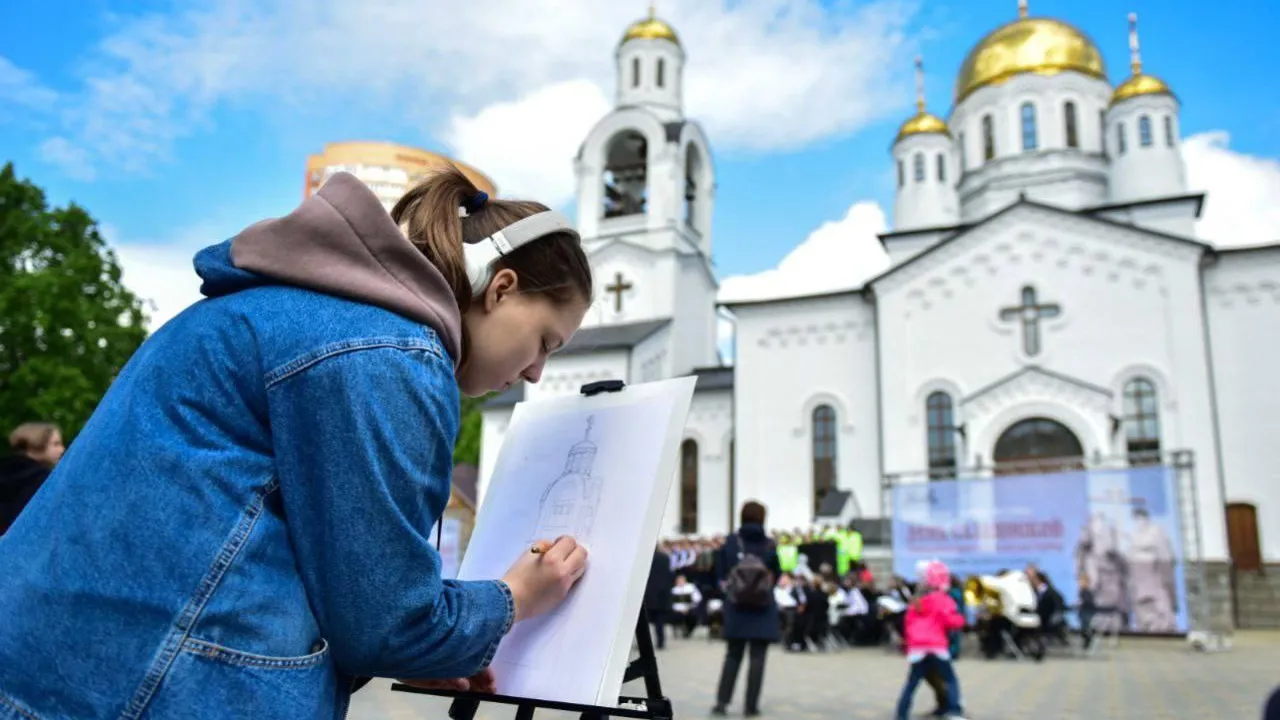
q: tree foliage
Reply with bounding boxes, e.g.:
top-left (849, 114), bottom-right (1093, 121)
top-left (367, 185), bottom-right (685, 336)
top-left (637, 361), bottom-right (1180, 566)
top-left (453, 393), bottom-right (484, 466)
top-left (0, 163), bottom-right (149, 441)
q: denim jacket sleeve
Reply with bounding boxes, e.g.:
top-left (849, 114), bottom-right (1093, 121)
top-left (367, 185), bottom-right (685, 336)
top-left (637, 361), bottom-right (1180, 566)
top-left (265, 341), bottom-right (514, 679)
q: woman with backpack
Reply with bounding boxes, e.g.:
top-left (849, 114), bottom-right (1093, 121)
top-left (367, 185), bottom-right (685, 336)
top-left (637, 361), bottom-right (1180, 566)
top-left (711, 501), bottom-right (781, 717)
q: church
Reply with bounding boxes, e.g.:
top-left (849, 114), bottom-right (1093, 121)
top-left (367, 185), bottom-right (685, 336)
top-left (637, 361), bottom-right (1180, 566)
top-left (479, 5), bottom-right (1279, 573)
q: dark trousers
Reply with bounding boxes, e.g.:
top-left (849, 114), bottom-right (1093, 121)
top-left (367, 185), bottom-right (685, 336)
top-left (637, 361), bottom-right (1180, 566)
top-left (715, 638), bottom-right (768, 712)
top-left (649, 610), bottom-right (666, 649)
top-left (895, 655), bottom-right (961, 720)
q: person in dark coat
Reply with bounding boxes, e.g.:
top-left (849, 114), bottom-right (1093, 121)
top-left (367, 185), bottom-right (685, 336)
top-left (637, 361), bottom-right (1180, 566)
top-left (644, 546), bottom-right (675, 649)
top-left (711, 501), bottom-right (781, 717)
top-left (0, 423), bottom-right (64, 535)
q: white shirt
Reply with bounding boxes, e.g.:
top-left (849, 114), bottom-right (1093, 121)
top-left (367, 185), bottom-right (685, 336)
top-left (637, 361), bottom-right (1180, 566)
top-left (774, 586), bottom-right (798, 609)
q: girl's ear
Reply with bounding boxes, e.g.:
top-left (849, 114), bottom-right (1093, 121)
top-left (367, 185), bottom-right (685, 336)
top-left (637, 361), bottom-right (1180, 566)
top-left (483, 268), bottom-right (519, 311)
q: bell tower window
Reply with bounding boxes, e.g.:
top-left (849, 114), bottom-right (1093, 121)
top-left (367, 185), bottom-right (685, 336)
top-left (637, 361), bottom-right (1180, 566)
top-left (631, 57), bottom-right (640, 88)
top-left (1020, 102), bottom-right (1037, 151)
top-left (1139, 115), bottom-right (1153, 147)
top-left (684, 145), bottom-right (702, 229)
top-left (603, 131), bottom-right (648, 218)
top-left (656, 58), bottom-right (665, 89)
top-left (913, 152), bottom-right (925, 183)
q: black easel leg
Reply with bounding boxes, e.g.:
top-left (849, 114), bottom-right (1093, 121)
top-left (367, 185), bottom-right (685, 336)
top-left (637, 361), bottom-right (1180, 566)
top-left (448, 698), bottom-right (479, 720)
top-left (514, 703), bottom-right (536, 720)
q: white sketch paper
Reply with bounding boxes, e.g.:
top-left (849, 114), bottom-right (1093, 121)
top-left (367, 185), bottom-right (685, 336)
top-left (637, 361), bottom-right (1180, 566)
top-left (456, 377), bottom-right (695, 707)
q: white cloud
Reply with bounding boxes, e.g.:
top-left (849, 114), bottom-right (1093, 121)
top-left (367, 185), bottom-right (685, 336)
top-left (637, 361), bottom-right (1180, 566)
top-left (1183, 131), bottom-right (1280, 248)
top-left (717, 200), bottom-right (891, 304)
top-left (38, 0), bottom-right (917, 181)
top-left (0, 55), bottom-right (57, 113)
top-left (38, 138), bottom-right (96, 181)
top-left (101, 222), bottom-right (230, 331)
top-left (445, 80), bottom-right (612, 206)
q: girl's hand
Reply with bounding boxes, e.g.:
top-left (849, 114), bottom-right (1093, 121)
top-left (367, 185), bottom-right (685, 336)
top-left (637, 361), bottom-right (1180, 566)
top-left (400, 667), bottom-right (497, 694)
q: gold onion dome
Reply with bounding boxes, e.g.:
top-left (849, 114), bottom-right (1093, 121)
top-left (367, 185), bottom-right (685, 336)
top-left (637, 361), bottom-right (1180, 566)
top-left (622, 6), bottom-right (680, 46)
top-left (1111, 13), bottom-right (1173, 104)
top-left (954, 2), bottom-right (1105, 102)
top-left (897, 57), bottom-right (950, 143)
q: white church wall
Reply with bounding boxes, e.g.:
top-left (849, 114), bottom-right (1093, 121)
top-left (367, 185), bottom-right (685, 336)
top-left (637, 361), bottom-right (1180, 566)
top-left (730, 293), bottom-right (880, 531)
top-left (662, 389), bottom-right (734, 537)
top-left (1204, 249), bottom-right (1280, 561)
top-left (953, 73), bottom-right (1111, 222)
top-left (670, 253), bottom-right (719, 374)
top-left (630, 324), bottom-right (671, 382)
top-left (872, 205), bottom-right (1229, 558)
top-left (529, 351), bottom-right (629, 403)
top-left (583, 240), bottom-right (677, 327)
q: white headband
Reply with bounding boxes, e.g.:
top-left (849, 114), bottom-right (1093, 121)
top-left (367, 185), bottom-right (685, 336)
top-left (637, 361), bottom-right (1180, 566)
top-left (462, 210), bottom-right (580, 296)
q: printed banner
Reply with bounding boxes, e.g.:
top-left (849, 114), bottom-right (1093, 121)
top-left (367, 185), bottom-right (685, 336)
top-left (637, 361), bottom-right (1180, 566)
top-left (891, 466), bottom-right (1188, 634)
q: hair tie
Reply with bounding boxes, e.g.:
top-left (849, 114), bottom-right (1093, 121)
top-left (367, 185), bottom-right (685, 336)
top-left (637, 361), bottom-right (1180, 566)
top-left (464, 191), bottom-right (489, 215)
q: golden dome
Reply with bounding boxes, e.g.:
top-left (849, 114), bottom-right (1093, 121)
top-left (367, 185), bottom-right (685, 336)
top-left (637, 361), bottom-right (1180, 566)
top-left (621, 7), bottom-right (680, 46)
top-left (896, 109), bottom-right (950, 143)
top-left (1111, 73), bottom-right (1172, 104)
top-left (954, 17), bottom-right (1106, 102)
top-left (1110, 14), bottom-right (1173, 105)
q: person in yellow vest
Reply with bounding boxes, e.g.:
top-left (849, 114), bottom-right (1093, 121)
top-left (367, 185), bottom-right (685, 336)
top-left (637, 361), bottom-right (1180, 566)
top-left (777, 533), bottom-right (799, 574)
top-left (845, 527), bottom-right (864, 566)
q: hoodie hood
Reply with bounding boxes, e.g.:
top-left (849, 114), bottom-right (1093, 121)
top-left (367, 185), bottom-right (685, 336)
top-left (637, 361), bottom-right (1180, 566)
top-left (195, 173), bottom-right (463, 364)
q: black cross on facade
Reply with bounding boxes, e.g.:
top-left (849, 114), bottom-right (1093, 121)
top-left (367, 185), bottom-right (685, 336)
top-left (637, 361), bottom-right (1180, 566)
top-left (605, 271), bottom-right (633, 313)
top-left (999, 285), bottom-right (1061, 356)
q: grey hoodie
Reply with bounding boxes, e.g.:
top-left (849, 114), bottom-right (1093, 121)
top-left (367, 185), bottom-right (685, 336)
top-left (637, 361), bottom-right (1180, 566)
top-left (226, 172), bottom-right (463, 365)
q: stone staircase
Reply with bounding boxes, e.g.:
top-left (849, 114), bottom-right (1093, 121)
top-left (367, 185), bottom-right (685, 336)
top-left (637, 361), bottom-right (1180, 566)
top-left (1234, 567), bottom-right (1280, 629)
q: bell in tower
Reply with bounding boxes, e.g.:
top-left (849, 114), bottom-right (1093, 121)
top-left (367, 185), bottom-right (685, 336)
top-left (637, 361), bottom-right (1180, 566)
top-left (603, 132), bottom-right (648, 218)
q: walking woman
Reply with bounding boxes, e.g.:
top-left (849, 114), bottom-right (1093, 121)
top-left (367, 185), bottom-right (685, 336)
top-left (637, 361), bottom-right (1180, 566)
top-left (0, 168), bottom-right (593, 718)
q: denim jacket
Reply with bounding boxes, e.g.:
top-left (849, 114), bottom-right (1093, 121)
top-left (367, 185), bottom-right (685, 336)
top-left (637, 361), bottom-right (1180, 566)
top-left (0, 174), bottom-right (514, 719)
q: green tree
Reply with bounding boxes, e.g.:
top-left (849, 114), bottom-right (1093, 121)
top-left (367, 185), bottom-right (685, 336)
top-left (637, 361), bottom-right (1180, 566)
top-left (0, 162), bottom-right (149, 441)
top-left (453, 394), bottom-right (484, 466)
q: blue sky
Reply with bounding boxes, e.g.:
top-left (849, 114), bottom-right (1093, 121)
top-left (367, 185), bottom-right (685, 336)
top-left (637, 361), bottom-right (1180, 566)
top-left (2, 0), bottom-right (1278, 326)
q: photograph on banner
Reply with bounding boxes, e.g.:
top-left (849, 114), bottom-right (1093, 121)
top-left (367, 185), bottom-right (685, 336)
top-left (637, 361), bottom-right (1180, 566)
top-left (891, 465), bottom-right (1187, 633)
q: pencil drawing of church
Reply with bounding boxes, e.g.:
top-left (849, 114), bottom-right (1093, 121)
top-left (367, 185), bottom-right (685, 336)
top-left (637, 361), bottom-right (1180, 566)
top-left (531, 416), bottom-right (603, 543)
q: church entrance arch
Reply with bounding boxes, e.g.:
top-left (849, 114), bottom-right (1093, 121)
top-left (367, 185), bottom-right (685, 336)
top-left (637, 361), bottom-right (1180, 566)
top-left (992, 417), bottom-right (1084, 475)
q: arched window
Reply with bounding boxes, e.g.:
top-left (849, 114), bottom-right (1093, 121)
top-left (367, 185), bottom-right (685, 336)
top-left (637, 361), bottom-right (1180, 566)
top-left (982, 115), bottom-right (995, 160)
top-left (1123, 378), bottom-right (1161, 464)
top-left (913, 152), bottom-right (925, 183)
top-left (1020, 102), bottom-right (1038, 151)
top-left (958, 132), bottom-right (967, 169)
top-left (679, 439), bottom-right (698, 533)
top-left (936, 153), bottom-right (946, 183)
top-left (656, 58), bottom-right (665, 89)
top-left (603, 131), bottom-right (648, 218)
top-left (897, 160), bottom-right (904, 187)
top-left (1139, 115), bottom-right (1153, 147)
top-left (812, 405), bottom-right (837, 516)
top-left (1064, 101), bottom-right (1079, 148)
top-left (684, 145), bottom-right (701, 228)
top-left (632, 57), bottom-right (641, 88)
top-left (1117, 122), bottom-right (1127, 155)
top-left (1164, 116), bottom-right (1175, 147)
top-left (926, 392), bottom-right (957, 479)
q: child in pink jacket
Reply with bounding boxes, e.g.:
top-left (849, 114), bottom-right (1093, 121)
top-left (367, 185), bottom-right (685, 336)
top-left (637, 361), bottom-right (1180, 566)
top-left (895, 561), bottom-right (969, 720)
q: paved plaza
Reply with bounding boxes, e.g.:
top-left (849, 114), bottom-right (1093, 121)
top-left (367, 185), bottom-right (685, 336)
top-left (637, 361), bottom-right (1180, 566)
top-left (349, 631), bottom-right (1279, 719)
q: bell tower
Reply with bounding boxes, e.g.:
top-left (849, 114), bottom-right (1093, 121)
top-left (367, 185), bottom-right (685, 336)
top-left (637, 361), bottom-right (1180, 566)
top-left (571, 7), bottom-right (719, 376)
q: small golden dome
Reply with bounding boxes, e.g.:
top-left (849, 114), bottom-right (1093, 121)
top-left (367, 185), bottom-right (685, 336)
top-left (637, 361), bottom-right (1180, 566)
top-left (954, 17), bottom-right (1106, 102)
top-left (621, 7), bottom-right (680, 46)
top-left (1110, 14), bottom-right (1173, 105)
top-left (1111, 73), bottom-right (1172, 104)
top-left (896, 110), bottom-right (950, 143)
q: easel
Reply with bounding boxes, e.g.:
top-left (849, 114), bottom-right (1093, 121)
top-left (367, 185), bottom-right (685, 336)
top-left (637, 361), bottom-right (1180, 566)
top-left (391, 380), bottom-right (674, 719)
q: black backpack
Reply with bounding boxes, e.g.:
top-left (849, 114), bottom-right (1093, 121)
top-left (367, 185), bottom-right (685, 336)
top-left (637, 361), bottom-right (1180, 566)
top-left (724, 536), bottom-right (774, 609)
